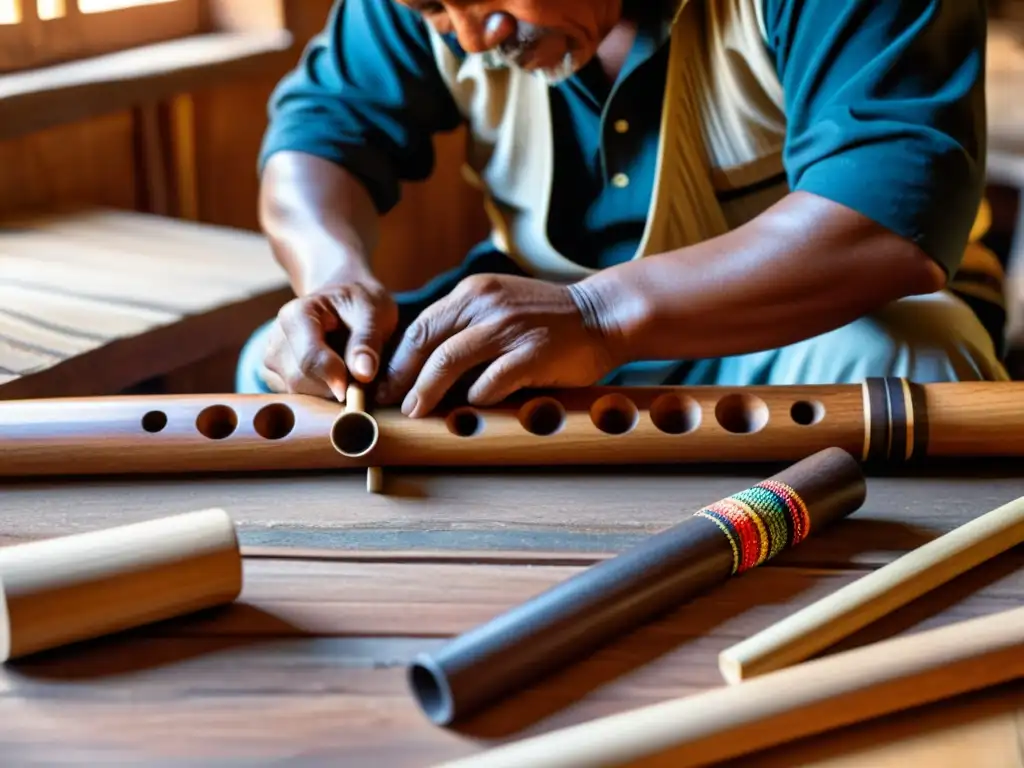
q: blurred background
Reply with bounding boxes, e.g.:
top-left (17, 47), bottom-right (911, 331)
top-left (0, 0), bottom-right (1022, 398)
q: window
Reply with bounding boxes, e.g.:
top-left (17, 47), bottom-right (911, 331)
top-left (0, 0), bottom-right (202, 72)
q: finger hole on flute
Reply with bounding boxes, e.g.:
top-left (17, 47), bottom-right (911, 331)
top-left (715, 393), bottom-right (769, 434)
top-left (253, 403), bottom-right (297, 441)
top-left (590, 394), bottom-right (639, 435)
top-left (196, 405), bottom-right (239, 440)
top-left (518, 397), bottom-right (566, 437)
top-left (447, 407), bottom-right (485, 438)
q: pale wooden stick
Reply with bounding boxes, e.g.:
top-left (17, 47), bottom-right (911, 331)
top-left (431, 604), bottom-right (1024, 768)
top-left (718, 494), bottom-right (1024, 683)
top-left (346, 383), bottom-right (384, 494)
top-left (0, 508), bottom-right (241, 662)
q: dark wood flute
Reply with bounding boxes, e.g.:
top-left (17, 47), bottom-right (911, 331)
top-left (0, 378), bottom-right (1020, 477)
top-left (408, 448), bottom-right (867, 726)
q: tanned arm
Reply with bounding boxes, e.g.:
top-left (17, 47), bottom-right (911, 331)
top-left (259, 151), bottom-right (384, 297)
top-left (574, 192), bottom-right (948, 365)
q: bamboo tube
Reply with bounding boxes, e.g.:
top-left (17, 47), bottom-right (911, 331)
top-left (718, 495), bottom-right (1024, 683)
top-left (431, 604), bottom-right (1024, 768)
top-left (0, 508), bottom-right (242, 662)
top-left (408, 448), bottom-right (866, 726)
top-left (0, 379), bottom-right (1022, 477)
top-left (336, 383), bottom-right (384, 493)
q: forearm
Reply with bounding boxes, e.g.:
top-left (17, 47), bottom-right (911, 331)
top-left (576, 192), bottom-right (948, 364)
top-left (259, 151), bottom-right (382, 296)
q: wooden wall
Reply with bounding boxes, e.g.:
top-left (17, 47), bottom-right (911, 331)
top-left (0, 0), bottom-right (490, 294)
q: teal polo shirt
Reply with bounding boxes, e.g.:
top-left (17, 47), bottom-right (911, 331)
top-left (259, 0), bottom-right (987, 282)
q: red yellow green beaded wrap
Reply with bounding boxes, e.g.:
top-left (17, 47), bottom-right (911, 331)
top-left (693, 480), bottom-right (811, 575)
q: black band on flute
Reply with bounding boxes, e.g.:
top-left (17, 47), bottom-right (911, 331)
top-left (864, 378), bottom-right (891, 463)
top-left (883, 377), bottom-right (908, 463)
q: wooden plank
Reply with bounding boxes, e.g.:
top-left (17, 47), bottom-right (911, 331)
top-left (0, 284), bottom-right (177, 339)
top-left (0, 335), bottom-right (59, 374)
top-left (0, 287), bottom-right (290, 399)
top-left (178, 550), bottom-right (1024, 641)
top-left (1, 552), bottom-right (1024, 765)
top-left (0, 254), bottom-right (271, 314)
top-left (736, 683), bottom-right (1024, 767)
top-left (0, 205), bottom-right (291, 397)
top-left (0, 31), bottom-right (294, 142)
top-left (1, 464), bottom-right (1020, 568)
top-left (0, 222), bottom-right (282, 289)
top-left (0, 311), bottom-right (100, 357)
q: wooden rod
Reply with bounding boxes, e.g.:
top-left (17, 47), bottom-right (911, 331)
top-left (431, 605), bottom-right (1024, 768)
top-left (408, 448), bottom-right (867, 726)
top-left (0, 509), bottom-right (242, 662)
top-left (338, 383), bottom-right (384, 493)
top-left (0, 380), bottom-right (1021, 477)
top-left (718, 494), bottom-right (1024, 683)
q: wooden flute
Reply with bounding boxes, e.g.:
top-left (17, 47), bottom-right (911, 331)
top-left (0, 378), bottom-right (1020, 477)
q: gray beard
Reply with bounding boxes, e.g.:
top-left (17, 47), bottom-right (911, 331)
top-left (479, 48), bottom-right (579, 86)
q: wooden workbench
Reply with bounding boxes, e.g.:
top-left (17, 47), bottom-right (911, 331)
top-left (2, 461), bottom-right (1024, 766)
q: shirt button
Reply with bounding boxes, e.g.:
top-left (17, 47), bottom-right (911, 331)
top-left (611, 172), bottom-right (630, 188)
top-left (614, 119), bottom-right (630, 134)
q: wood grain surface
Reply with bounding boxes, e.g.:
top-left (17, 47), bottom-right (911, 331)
top-left (0, 207), bottom-right (291, 399)
top-left (2, 464), bottom-right (1024, 765)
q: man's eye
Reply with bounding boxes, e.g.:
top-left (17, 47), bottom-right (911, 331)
top-left (420, 2), bottom-right (445, 13)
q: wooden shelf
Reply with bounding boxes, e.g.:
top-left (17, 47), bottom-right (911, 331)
top-left (0, 29), bottom-right (294, 141)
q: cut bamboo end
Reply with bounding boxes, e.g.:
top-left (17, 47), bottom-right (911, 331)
top-left (0, 508), bottom-right (242, 662)
top-left (717, 494), bottom-right (1024, 683)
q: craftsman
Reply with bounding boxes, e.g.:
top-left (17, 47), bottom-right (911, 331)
top-left (238, 0), bottom-right (1008, 418)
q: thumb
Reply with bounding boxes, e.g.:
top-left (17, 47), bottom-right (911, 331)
top-left (330, 291), bottom-right (395, 383)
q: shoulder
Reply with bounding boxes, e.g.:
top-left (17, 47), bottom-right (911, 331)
top-left (758, 0), bottom-right (986, 65)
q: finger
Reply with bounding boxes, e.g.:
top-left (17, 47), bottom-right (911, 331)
top-left (402, 324), bottom-right (503, 417)
top-left (258, 364), bottom-right (288, 394)
top-left (330, 291), bottom-right (397, 384)
top-left (278, 301), bottom-right (349, 401)
top-left (377, 298), bottom-right (469, 405)
top-left (264, 347), bottom-right (337, 399)
top-left (467, 345), bottom-right (538, 406)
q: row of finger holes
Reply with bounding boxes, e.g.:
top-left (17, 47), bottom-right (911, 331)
top-left (138, 394), bottom-right (826, 441)
top-left (447, 393), bottom-right (826, 438)
top-left (141, 403), bottom-right (297, 441)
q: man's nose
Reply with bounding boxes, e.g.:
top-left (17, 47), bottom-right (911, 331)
top-left (449, 10), bottom-right (517, 53)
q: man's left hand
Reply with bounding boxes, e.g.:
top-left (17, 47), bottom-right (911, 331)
top-left (376, 273), bottom-right (621, 417)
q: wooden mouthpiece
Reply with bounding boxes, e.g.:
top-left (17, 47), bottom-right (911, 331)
top-left (718, 493), bottom-right (1024, 683)
top-left (431, 604), bottom-right (1024, 768)
top-left (408, 447), bottom-right (866, 727)
top-left (0, 508), bottom-right (242, 662)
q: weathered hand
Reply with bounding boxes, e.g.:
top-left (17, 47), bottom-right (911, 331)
top-left (376, 273), bottom-right (620, 417)
top-left (260, 280), bottom-right (398, 402)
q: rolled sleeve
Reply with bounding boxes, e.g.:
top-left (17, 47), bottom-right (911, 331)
top-left (259, 0), bottom-right (464, 214)
top-left (766, 0), bottom-right (987, 277)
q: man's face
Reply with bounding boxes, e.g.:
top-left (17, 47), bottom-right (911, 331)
top-left (397, 1), bottom-right (624, 84)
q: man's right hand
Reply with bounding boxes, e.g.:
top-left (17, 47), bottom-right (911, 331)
top-left (260, 280), bottom-right (398, 402)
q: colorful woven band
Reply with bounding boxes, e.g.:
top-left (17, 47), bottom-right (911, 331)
top-left (694, 479), bottom-right (810, 575)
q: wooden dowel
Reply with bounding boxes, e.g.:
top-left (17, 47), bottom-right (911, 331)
top-left (431, 605), bottom-right (1024, 768)
top-left (718, 494), bottom-right (1024, 683)
top-left (0, 509), bottom-right (242, 662)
